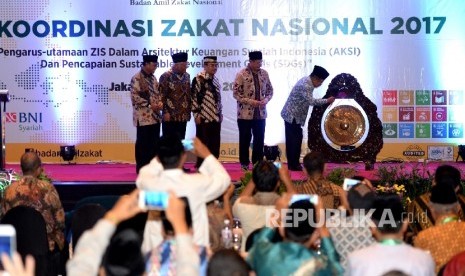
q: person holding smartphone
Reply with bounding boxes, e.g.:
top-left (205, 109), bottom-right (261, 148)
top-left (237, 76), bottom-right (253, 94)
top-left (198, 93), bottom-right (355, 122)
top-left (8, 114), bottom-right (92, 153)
top-left (67, 189), bottom-right (200, 276)
top-left (136, 135), bottom-right (231, 251)
top-left (246, 193), bottom-right (344, 275)
top-left (226, 160), bottom-right (295, 251)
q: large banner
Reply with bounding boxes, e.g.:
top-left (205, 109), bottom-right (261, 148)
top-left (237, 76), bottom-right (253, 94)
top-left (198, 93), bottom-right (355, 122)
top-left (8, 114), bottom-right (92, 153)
top-left (1, 0), bottom-right (464, 163)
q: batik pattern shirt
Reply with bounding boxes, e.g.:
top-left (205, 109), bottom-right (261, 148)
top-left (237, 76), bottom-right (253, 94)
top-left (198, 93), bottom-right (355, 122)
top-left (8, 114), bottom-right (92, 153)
top-left (408, 193), bottom-right (465, 235)
top-left (233, 67), bottom-right (273, 120)
top-left (281, 76), bottom-right (328, 126)
top-left (130, 70), bottom-right (162, 126)
top-left (327, 213), bottom-right (376, 269)
top-left (296, 178), bottom-right (344, 210)
top-left (414, 221), bottom-right (465, 273)
top-left (191, 71), bottom-right (222, 123)
top-left (159, 69), bottom-right (192, 122)
top-left (1, 176), bottom-right (65, 251)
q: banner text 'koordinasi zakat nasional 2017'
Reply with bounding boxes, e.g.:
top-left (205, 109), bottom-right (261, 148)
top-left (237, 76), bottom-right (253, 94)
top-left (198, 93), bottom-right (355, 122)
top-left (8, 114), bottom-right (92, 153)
top-left (0, 0), bottom-right (463, 163)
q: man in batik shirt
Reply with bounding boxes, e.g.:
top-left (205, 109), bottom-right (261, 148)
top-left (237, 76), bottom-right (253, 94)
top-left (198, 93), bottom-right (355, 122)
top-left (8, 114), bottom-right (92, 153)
top-left (409, 164), bottom-right (465, 235)
top-left (233, 51), bottom-right (273, 171)
top-left (130, 54), bottom-right (163, 173)
top-left (191, 56), bottom-right (222, 168)
top-left (414, 183), bottom-right (465, 273)
top-left (281, 65), bottom-right (334, 171)
top-left (2, 152), bottom-right (65, 253)
top-left (160, 52), bottom-right (192, 141)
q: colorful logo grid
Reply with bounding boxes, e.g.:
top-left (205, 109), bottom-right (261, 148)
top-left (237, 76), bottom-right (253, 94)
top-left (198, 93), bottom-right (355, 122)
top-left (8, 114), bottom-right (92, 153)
top-left (382, 90), bottom-right (464, 139)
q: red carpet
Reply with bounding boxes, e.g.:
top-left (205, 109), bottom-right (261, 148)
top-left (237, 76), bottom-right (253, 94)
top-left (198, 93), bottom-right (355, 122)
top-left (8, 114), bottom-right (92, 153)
top-left (5, 161), bottom-right (465, 183)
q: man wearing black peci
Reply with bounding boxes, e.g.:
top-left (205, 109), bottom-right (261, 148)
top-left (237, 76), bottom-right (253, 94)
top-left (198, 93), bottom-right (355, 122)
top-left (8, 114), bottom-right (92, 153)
top-left (130, 54), bottom-right (163, 174)
top-left (191, 56), bottom-right (223, 168)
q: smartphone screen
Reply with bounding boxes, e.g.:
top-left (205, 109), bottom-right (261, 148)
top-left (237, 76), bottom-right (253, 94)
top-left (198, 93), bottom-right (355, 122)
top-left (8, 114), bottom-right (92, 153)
top-left (343, 178), bottom-right (361, 191)
top-left (181, 139), bottom-right (194, 151)
top-left (0, 225), bottom-right (16, 270)
top-left (139, 191), bottom-right (169, 210)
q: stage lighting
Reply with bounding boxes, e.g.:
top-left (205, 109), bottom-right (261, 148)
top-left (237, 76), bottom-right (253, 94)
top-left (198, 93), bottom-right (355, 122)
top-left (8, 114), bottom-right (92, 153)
top-left (458, 145), bottom-right (465, 162)
top-left (60, 145), bottom-right (76, 162)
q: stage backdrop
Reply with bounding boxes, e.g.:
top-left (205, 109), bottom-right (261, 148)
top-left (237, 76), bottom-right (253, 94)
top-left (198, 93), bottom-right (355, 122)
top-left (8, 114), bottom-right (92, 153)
top-left (0, 0), bottom-right (464, 164)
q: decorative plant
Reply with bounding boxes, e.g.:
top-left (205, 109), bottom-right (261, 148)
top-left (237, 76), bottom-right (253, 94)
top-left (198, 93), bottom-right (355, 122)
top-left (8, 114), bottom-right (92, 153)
top-left (0, 170), bottom-right (52, 197)
top-left (237, 170), bottom-right (253, 195)
top-left (0, 171), bottom-right (21, 196)
top-left (326, 167), bottom-right (357, 186)
top-left (376, 163), bottom-right (433, 201)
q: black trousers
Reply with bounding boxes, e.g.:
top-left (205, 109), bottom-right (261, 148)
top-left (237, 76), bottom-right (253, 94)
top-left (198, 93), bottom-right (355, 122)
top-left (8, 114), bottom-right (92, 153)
top-left (196, 121), bottom-right (221, 167)
top-left (162, 121), bottom-right (187, 140)
top-left (237, 119), bottom-right (266, 166)
top-left (135, 123), bottom-right (160, 174)
top-left (285, 119), bottom-right (303, 168)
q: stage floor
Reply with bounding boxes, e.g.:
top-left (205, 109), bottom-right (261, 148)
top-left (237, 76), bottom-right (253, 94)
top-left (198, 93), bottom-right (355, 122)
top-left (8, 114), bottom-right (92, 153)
top-left (5, 161), bottom-right (465, 183)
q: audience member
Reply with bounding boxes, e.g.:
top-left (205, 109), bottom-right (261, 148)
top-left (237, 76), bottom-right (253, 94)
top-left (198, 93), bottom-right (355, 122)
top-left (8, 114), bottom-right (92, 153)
top-left (244, 227), bottom-right (264, 252)
top-left (247, 193), bottom-right (344, 275)
top-left (71, 203), bottom-right (107, 253)
top-left (347, 195), bottom-right (435, 275)
top-left (440, 250), bottom-right (465, 276)
top-left (327, 182), bottom-right (376, 268)
top-left (1, 152), bottom-right (66, 256)
top-left (414, 182), bottom-right (465, 273)
top-left (66, 189), bottom-right (143, 275)
top-left (207, 249), bottom-right (252, 276)
top-left (101, 228), bottom-right (145, 276)
top-left (227, 161), bottom-right (295, 250)
top-left (67, 189), bottom-right (200, 275)
top-left (136, 135), bottom-right (231, 250)
top-left (146, 197), bottom-right (208, 275)
top-left (208, 197), bottom-right (229, 253)
top-left (297, 152), bottom-right (349, 210)
top-left (409, 164), bottom-right (465, 234)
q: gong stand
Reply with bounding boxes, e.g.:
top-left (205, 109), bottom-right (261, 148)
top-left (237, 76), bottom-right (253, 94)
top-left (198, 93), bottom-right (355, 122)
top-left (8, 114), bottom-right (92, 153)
top-left (307, 73), bottom-right (383, 169)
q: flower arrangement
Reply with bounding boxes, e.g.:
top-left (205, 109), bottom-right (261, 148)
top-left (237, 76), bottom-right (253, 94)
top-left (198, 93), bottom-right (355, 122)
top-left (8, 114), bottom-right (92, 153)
top-left (376, 163), bottom-right (433, 202)
top-left (0, 171), bottom-right (21, 196)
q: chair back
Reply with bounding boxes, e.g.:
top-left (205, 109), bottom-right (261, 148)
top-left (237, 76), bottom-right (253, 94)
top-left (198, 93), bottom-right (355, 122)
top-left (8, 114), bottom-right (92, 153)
top-left (1, 205), bottom-right (49, 275)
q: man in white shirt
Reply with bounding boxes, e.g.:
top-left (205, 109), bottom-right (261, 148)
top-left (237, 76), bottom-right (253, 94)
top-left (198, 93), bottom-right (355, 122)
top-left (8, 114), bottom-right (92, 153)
top-left (136, 135), bottom-right (231, 251)
top-left (347, 195), bottom-right (435, 276)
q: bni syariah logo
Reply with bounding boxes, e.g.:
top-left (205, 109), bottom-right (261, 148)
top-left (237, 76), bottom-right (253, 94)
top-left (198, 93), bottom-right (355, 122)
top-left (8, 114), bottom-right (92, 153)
top-left (5, 112), bottom-right (43, 132)
top-left (6, 112), bottom-right (43, 123)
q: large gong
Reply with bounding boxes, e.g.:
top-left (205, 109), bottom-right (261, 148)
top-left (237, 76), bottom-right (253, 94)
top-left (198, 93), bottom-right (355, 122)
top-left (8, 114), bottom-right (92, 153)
top-left (308, 73), bottom-right (383, 166)
top-left (322, 99), bottom-right (369, 150)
